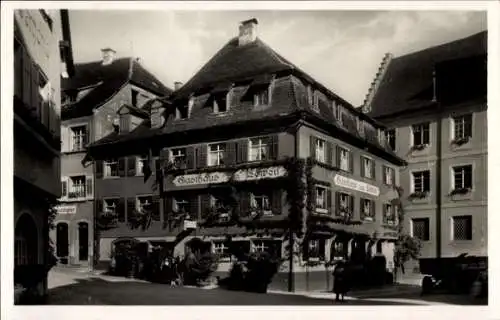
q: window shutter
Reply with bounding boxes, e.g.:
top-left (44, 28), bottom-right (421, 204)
top-left (239, 191), bottom-right (251, 217)
top-left (189, 194), bottom-right (199, 220)
top-left (83, 125), bottom-right (89, 146)
top-left (372, 161), bottom-right (376, 180)
top-left (126, 197), bottom-right (136, 222)
top-left (127, 156), bottom-right (136, 176)
top-left (237, 139), bottom-right (248, 163)
top-left (391, 168), bottom-right (396, 186)
top-left (61, 126), bottom-right (68, 153)
top-left (371, 200), bottom-right (376, 221)
top-left (61, 179), bottom-right (68, 197)
top-left (96, 198), bottom-right (103, 215)
top-left (349, 151), bottom-right (354, 173)
top-left (118, 158), bottom-right (126, 177)
top-left (311, 187), bottom-right (317, 212)
top-left (335, 192), bottom-right (340, 216)
top-left (95, 160), bottom-right (103, 179)
top-left (336, 146), bottom-right (341, 168)
top-left (200, 194), bottom-right (211, 219)
top-left (86, 176), bottom-right (93, 198)
top-left (464, 168), bottom-right (472, 189)
top-left (31, 63), bottom-right (40, 120)
top-left (225, 142), bottom-right (237, 165)
top-left (360, 156), bottom-right (365, 177)
top-left (269, 135), bottom-right (279, 160)
top-left (186, 147), bottom-right (195, 169)
top-left (152, 195), bottom-right (161, 221)
top-left (117, 198), bottom-right (125, 222)
top-left (163, 196), bottom-right (173, 223)
top-left (22, 50), bottom-right (31, 107)
top-left (327, 189), bottom-right (332, 215)
top-left (349, 195), bottom-right (354, 214)
top-left (360, 198), bottom-right (365, 220)
top-left (310, 136), bottom-right (316, 159)
top-left (424, 171), bottom-right (430, 192)
top-left (326, 142), bottom-right (333, 165)
top-left (272, 190), bottom-right (282, 214)
top-left (423, 126), bottom-right (430, 144)
top-left (160, 148), bottom-right (170, 163)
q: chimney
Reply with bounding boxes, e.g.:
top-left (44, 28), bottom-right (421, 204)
top-left (101, 48), bottom-right (116, 66)
top-left (174, 81), bottom-right (183, 91)
top-left (238, 18), bottom-right (258, 46)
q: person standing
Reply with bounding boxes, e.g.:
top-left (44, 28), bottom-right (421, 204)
top-left (333, 260), bottom-right (348, 302)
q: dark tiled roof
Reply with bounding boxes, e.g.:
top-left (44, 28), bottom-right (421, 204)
top-left (61, 58), bottom-right (172, 120)
top-left (367, 31), bottom-right (487, 119)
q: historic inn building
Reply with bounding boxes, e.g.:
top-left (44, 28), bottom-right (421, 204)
top-left (14, 9), bottom-right (74, 300)
top-left (86, 19), bottom-right (406, 291)
top-left (54, 48), bottom-right (172, 267)
top-left (361, 31), bottom-right (487, 273)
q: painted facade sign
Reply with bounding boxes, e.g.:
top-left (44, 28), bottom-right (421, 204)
top-left (172, 172), bottom-right (230, 187)
top-left (172, 166), bottom-right (288, 187)
top-left (233, 166), bottom-right (287, 181)
top-left (55, 205), bottom-right (77, 215)
top-left (333, 174), bottom-right (380, 197)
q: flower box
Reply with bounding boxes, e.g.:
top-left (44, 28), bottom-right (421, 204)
top-left (411, 144), bottom-right (427, 151)
top-left (183, 220), bottom-right (197, 230)
top-left (451, 136), bottom-right (470, 146)
top-left (408, 191), bottom-right (428, 200)
top-left (450, 188), bottom-right (471, 196)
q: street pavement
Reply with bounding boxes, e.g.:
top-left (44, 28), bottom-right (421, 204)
top-left (46, 268), bottom-right (487, 306)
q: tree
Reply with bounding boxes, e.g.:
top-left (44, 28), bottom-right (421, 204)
top-left (392, 186), bottom-right (422, 281)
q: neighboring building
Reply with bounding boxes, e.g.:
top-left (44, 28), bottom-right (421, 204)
top-left (14, 9), bottom-right (74, 299)
top-left (87, 19), bottom-right (406, 291)
top-left (53, 49), bottom-right (172, 267)
top-left (361, 31), bottom-right (487, 272)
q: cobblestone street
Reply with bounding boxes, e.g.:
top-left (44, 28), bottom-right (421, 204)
top-left (47, 269), bottom-right (486, 306)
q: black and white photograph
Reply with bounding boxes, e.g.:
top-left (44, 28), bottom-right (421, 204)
top-left (1, 1), bottom-right (498, 318)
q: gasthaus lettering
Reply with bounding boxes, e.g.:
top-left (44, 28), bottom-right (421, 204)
top-left (234, 166), bottom-right (287, 181)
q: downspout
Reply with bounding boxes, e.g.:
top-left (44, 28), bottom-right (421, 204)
top-left (433, 70), bottom-right (442, 259)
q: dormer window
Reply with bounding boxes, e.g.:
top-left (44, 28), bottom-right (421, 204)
top-left (254, 88), bottom-right (270, 106)
top-left (307, 85), bottom-right (313, 105)
top-left (175, 98), bottom-right (194, 120)
top-left (213, 93), bottom-right (228, 113)
top-left (335, 103), bottom-right (344, 126)
top-left (312, 93), bottom-right (320, 113)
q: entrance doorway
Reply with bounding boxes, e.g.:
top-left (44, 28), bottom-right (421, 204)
top-left (15, 213), bottom-right (38, 267)
top-left (78, 222), bottom-right (89, 261)
top-left (56, 222), bottom-right (69, 264)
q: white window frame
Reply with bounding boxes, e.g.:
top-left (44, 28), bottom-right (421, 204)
top-left (411, 170), bottom-right (431, 193)
top-left (213, 91), bottom-right (230, 114)
top-left (411, 218), bottom-right (430, 241)
top-left (213, 241), bottom-right (230, 259)
top-left (361, 198), bottom-right (374, 221)
top-left (170, 147), bottom-right (186, 166)
top-left (173, 197), bottom-right (189, 213)
top-left (249, 137), bottom-right (269, 162)
top-left (411, 123), bottom-right (430, 146)
top-left (336, 104), bottom-right (344, 125)
top-left (175, 97), bottom-right (194, 120)
top-left (104, 159), bottom-right (119, 177)
top-left (69, 124), bottom-right (88, 152)
top-left (452, 164), bottom-right (473, 190)
top-left (362, 156), bottom-right (373, 179)
top-left (452, 114), bottom-right (473, 140)
top-left (384, 203), bottom-right (397, 225)
top-left (385, 129), bottom-right (396, 151)
top-left (338, 192), bottom-right (351, 213)
top-left (252, 240), bottom-right (269, 253)
top-left (315, 138), bottom-right (326, 163)
top-left (250, 192), bottom-right (272, 215)
top-left (384, 166), bottom-right (394, 185)
top-left (136, 155), bottom-right (148, 176)
top-left (339, 147), bottom-right (350, 171)
top-left (136, 195), bottom-right (153, 213)
top-left (307, 239), bottom-right (325, 261)
top-left (68, 175), bottom-right (86, 199)
top-left (315, 186), bottom-right (328, 214)
top-left (312, 93), bottom-right (320, 113)
top-left (103, 198), bottom-right (119, 215)
top-left (254, 86), bottom-right (271, 107)
top-left (207, 143), bottom-right (225, 167)
top-left (451, 215), bottom-right (473, 241)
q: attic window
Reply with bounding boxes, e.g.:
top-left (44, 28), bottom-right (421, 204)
top-left (176, 98), bottom-right (194, 120)
top-left (307, 85), bottom-right (313, 105)
top-left (213, 93), bottom-right (228, 113)
top-left (254, 87), bottom-right (270, 106)
top-left (335, 103), bottom-right (344, 126)
top-left (131, 89), bottom-right (139, 107)
top-left (312, 93), bottom-right (320, 113)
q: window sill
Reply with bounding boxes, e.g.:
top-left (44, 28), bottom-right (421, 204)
top-left (362, 216), bottom-right (375, 222)
top-left (315, 208), bottom-right (329, 215)
top-left (450, 190), bottom-right (473, 201)
top-left (450, 239), bottom-right (473, 244)
top-left (102, 176), bottom-right (121, 180)
top-left (62, 197), bottom-right (89, 203)
top-left (409, 145), bottom-right (430, 156)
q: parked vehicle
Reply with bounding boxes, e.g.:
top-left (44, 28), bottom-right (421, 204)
top-left (419, 253), bottom-right (487, 295)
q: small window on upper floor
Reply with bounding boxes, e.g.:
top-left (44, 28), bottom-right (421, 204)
top-left (335, 103), bottom-right (344, 126)
top-left (312, 93), bottom-right (320, 113)
top-left (70, 125), bottom-right (88, 152)
top-left (385, 129), bottom-right (396, 151)
top-left (175, 98), bottom-right (193, 120)
top-left (254, 88), bottom-right (270, 106)
top-left (412, 123), bottom-right (430, 147)
top-left (307, 85), bottom-right (313, 105)
top-left (131, 89), bottom-right (139, 107)
top-left (213, 93), bottom-right (228, 113)
top-left (452, 114), bottom-right (473, 142)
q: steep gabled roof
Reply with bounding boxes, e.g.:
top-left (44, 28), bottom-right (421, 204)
top-left (367, 31), bottom-right (487, 119)
top-left (61, 58), bottom-right (172, 120)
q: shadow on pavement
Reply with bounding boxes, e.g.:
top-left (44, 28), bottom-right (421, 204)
top-left (47, 277), bottom-right (433, 306)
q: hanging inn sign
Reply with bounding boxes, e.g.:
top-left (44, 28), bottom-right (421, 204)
top-left (171, 166), bottom-right (287, 187)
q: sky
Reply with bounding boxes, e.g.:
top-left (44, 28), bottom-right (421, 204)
top-left (68, 10), bottom-right (486, 106)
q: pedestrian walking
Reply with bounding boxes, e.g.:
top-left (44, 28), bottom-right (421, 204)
top-left (333, 260), bottom-right (349, 302)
